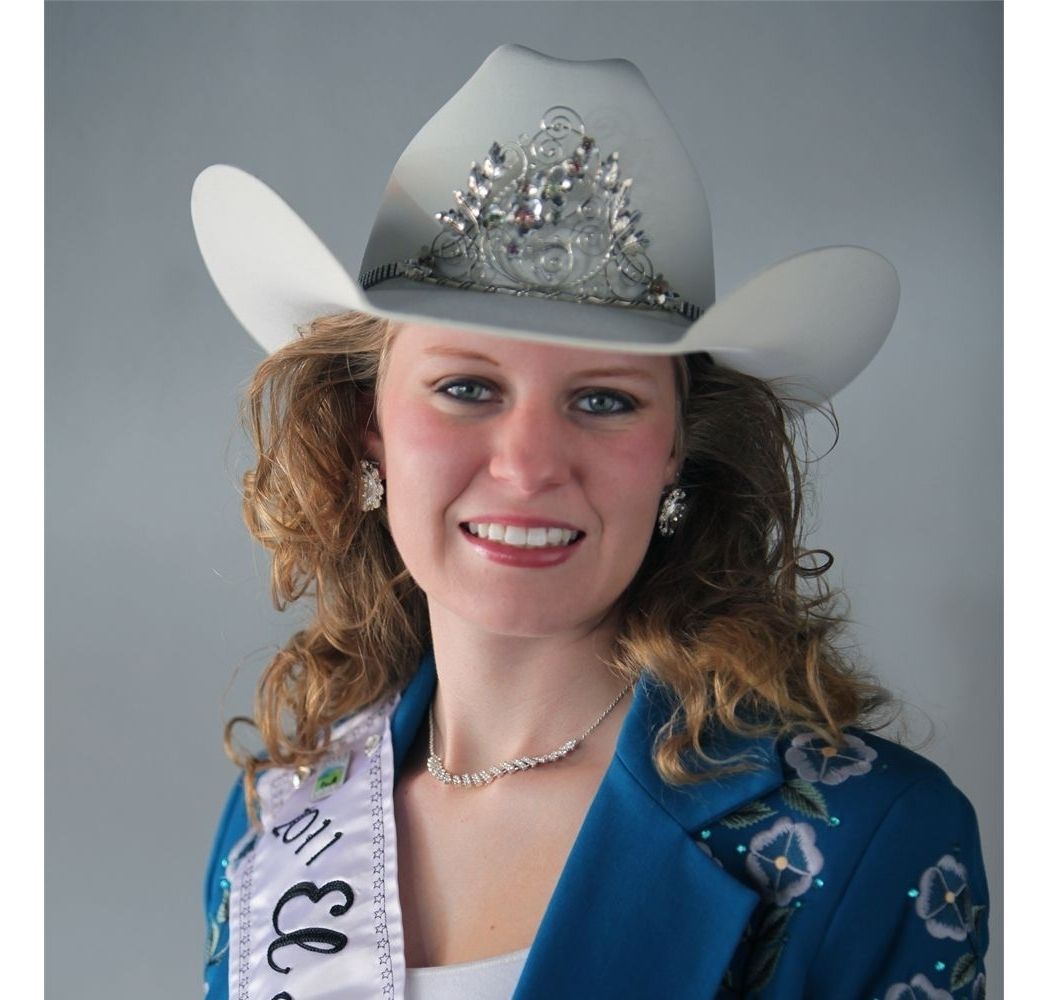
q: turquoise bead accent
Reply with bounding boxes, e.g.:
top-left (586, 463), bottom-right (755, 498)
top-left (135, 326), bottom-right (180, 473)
top-left (935, 961), bottom-right (946, 972)
top-left (813, 877), bottom-right (825, 888)
top-left (793, 899), bottom-right (803, 909)
top-left (736, 844), bottom-right (748, 854)
top-left (908, 888), bottom-right (920, 898)
top-left (219, 877), bottom-right (230, 890)
top-left (829, 816), bottom-right (840, 826)
top-left (220, 857), bottom-right (228, 869)
top-left (699, 829), bottom-right (711, 840)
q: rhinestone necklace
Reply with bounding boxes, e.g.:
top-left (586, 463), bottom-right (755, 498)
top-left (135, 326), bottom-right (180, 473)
top-left (426, 680), bottom-right (635, 788)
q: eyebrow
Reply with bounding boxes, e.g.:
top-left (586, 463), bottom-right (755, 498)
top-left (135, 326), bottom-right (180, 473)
top-left (422, 346), bottom-right (660, 384)
top-left (423, 346), bottom-right (501, 365)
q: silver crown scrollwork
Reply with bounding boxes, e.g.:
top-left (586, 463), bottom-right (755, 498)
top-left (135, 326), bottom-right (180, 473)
top-left (360, 107), bottom-right (702, 321)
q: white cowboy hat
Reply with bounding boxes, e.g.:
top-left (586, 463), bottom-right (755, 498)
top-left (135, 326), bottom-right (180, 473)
top-left (191, 44), bottom-right (898, 402)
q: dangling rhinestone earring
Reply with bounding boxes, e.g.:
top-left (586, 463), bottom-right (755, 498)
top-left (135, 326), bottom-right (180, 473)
top-left (360, 459), bottom-right (384, 512)
top-left (657, 487), bottom-right (688, 537)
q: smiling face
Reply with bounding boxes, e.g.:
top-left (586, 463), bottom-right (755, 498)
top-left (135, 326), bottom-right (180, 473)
top-left (366, 322), bottom-right (680, 640)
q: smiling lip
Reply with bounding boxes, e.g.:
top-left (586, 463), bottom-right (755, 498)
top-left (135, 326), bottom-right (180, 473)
top-left (462, 515), bottom-right (583, 532)
top-left (458, 521), bottom-right (585, 568)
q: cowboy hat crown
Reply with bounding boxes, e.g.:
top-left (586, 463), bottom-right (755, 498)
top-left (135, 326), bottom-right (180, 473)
top-left (191, 44), bottom-right (898, 402)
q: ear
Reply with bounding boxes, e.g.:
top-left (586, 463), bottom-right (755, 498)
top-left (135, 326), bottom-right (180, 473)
top-left (363, 427), bottom-right (384, 468)
top-left (663, 451), bottom-right (681, 489)
top-left (361, 395), bottom-right (384, 467)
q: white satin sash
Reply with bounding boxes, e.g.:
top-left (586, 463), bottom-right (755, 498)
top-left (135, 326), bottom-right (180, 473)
top-left (227, 694), bottom-right (405, 999)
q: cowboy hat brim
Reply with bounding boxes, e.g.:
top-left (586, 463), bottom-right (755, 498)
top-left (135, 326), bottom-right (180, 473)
top-left (191, 163), bottom-right (898, 402)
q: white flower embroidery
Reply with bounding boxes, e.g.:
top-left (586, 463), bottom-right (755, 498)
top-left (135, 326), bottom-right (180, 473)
top-left (883, 974), bottom-right (954, 1000)
top-left (915, 854), bottom-right (972, 941)
top-left (745, 816), bottom-right (823, 905)
top-left (784, 732), bottom-right (877, 785)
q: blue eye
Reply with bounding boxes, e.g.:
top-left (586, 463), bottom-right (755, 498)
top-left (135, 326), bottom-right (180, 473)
top-left (575, 391), bottom-right (635, 415)
top-left (438, 380), bottom-right (495, 403)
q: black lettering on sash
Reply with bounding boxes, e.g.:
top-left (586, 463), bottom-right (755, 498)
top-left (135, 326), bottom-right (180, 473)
top-left (271, 807), bottom-right (344, 866)
top-left (271, 808), bottom-right (319, 843)
top-left (305, 831), bottom-right (342, 866)
top-left (266, 880), bottom-right (355, 975)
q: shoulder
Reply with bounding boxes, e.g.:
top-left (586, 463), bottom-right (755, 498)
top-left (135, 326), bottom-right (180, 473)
top-left (201, 696), bottom-right (395, 995)
top-left (705, 729), bottom-right (982, 897)
top-left (772, 727), bottom-right (975, 832)
top-left (703, 729), bottom-right (989, 999)
top-left (201, 695), bottom-right (394, 930)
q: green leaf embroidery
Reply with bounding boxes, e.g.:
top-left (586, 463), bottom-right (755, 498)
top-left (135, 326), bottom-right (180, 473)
top-left (780, 779), bottom-right (830, 822)
top-left (744, 906), bottom-right (794, 993)
top-left (758, 905), bottom-right (792, 943)
top-left (206, 919), bottom-right (221, 961)
top-left (950, 952), bottom-right (977, 990)
top-left (721, 801), bottom-right (778, 830)
top-left (972, 903), bottom-right (987, 934)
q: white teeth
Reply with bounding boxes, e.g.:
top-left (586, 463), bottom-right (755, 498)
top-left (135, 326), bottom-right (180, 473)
top-left (464, 523), bottom-right (580, 548)
top-left (504, 525), bottom-right (526, 545)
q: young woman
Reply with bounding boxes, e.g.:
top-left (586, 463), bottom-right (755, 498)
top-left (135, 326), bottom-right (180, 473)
top-left (193, 45), bottom-right (988, 1000)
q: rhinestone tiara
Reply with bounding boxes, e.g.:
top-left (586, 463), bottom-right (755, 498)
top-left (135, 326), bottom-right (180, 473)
top-left (359, 107), bottom-right (704, 323)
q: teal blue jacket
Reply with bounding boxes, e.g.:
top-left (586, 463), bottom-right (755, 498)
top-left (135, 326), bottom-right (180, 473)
top-left (204, 654), bottom-right (989, 998)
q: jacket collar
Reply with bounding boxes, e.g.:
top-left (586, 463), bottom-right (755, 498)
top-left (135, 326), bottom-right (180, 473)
top-left (390, 652), bottom-right (783, 998)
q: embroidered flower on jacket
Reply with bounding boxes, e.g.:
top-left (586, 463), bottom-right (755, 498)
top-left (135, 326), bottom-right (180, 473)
top-left (745, 816), bottom-right (824, 906)
top-left (783, 732), bottom-right (878, 785)
top-left (883, 973), bottom-right (954, 1000)
top-left (915, 854), bottom-right (973, 941)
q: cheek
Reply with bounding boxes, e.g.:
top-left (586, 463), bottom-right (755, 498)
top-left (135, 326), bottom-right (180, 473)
top-left (379, 396), bottom-right (477, 505)
top-left (596, 419), bottom-right (677, 497)
top-left (380, 392), bottom-right (443, 455)
top-left (379, 387), bottom-right (445, 464)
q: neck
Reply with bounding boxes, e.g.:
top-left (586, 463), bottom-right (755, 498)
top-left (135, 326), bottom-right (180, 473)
top-left (423, 601), bottom-right (633, 778)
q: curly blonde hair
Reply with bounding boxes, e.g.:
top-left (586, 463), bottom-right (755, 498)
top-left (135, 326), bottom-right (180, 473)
top-left (226, 310), bottom-right (892, 816)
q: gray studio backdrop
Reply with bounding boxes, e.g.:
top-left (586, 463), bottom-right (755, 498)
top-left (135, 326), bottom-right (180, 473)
top-left (46, 2), bottom-right (1001, 996)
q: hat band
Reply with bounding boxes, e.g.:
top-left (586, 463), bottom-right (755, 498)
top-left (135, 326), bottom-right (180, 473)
top-left (359, 260), bottom-right (704, 322)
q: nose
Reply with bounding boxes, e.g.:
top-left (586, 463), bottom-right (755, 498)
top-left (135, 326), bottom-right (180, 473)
top-left (487, 401), bottom-right (573, 494)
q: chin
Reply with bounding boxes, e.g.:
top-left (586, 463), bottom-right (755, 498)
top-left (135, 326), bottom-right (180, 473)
top-left (439, 591), bottom-right (618, 641)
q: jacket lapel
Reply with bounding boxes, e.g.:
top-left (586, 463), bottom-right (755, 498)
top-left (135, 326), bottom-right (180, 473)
top-left (390, 650), bottom-right (438, 776)
top-left (389, 655), bottom-right (784, 999)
